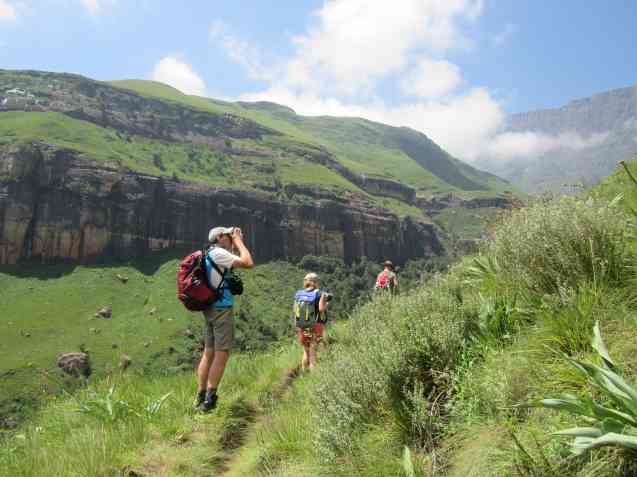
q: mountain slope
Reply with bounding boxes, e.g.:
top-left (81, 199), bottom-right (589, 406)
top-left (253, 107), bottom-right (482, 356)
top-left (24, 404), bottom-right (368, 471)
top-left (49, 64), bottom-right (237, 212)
top-left (476, 84), bottom-right (637, 192)
top-left (110, 77), bottom-right (509, 196)
top-left (0, 69), bottom-right (514, 265)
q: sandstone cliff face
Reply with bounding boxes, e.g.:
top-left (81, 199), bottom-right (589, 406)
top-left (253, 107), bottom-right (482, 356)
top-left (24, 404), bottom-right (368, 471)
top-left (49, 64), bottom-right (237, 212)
top-left (0, 143), bottom-right (443, 265)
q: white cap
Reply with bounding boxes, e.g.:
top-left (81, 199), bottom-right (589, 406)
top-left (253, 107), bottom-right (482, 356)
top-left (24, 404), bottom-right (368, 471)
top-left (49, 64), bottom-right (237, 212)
top-left (208, 226), bottom-right (234, 243)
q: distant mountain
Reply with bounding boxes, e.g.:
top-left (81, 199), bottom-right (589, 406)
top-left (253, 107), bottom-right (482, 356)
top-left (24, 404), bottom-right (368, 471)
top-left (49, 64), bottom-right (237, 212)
top-left (475, 84), bottom-right (637, 192)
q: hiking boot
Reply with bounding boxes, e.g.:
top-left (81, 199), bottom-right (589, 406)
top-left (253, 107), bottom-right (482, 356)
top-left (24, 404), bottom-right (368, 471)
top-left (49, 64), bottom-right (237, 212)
top-left (199, 389), bottom-right (218, 413)
top-left (193, 390), bottom-right (206, 409)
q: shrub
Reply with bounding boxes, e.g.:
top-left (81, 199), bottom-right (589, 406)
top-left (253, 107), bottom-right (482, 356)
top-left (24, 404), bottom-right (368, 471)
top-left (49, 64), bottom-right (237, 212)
top-left (484, 196), bottom-right (631, 295)
top-left (310, 267), bottom-right (478, 458)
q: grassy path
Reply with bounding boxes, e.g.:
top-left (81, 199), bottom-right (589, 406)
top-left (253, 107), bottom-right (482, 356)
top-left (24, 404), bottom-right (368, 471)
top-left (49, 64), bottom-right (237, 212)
top-left (117, 349), bottom-right (302, 477)
top-left (216, 366), bottom-right (300, 477)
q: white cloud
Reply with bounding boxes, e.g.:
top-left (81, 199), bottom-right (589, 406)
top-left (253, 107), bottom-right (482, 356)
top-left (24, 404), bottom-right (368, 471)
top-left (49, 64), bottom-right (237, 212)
top-left (492, 23), bottom-right (516, 46)
top-left (0, 0), bottom-right (17, 21)
top-left (151, 57), bottom-right (207, 96)
top-left (240, 87), bottom-right (503, 160)
top-left (209, 20), bottom-right (274, 81)
top-left (214, 0), bottom-right (584, 166)
top-left (283, 0), bottom-right (483, 96)
top-left (400, 58), bottom-right (462, 99)
top-left (487, 131), bottom-right (610, 160)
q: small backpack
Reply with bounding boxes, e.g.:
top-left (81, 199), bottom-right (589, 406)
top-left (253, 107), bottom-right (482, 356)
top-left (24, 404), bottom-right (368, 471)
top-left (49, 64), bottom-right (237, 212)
top-left (177, 247), bottom-right (220, 311)
top-left (375, 271), bottom-right (392, 290)
top-left (293, 289), bottom-right (321, 329)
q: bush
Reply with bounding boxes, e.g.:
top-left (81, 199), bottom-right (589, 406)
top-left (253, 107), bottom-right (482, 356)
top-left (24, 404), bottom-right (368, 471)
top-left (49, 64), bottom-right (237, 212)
top-left (484, 196), bottom-right (631, 295)
top-left (310, 267), bottom-right (478, 458)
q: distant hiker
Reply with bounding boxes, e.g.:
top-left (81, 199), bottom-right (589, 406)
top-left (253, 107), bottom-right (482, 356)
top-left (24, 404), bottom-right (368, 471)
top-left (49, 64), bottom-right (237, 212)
top-left (195, 226), bottom-right (254, 412)
top-left (293, 273), bottom-right (330, 371)
top-left (375, 260), bottom-right (398, 294)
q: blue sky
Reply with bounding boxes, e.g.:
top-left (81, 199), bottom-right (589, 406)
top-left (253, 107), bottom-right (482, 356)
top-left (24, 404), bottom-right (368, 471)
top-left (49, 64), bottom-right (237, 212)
top-left (1, 0), bottom-right (636, 161)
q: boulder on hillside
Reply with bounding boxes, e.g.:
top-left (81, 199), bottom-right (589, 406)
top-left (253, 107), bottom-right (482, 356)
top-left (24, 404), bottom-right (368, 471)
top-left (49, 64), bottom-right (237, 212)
top-left (119, 354), bottom-right (132, 371)
top-left (57, 352), bottom-right (91, 378)
top-left (95, 307), bottom-right (112, 318)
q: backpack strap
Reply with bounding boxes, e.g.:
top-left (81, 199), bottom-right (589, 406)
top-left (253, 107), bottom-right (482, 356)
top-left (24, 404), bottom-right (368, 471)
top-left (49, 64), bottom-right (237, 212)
top-left (204, 247), bottom-right (228, 293)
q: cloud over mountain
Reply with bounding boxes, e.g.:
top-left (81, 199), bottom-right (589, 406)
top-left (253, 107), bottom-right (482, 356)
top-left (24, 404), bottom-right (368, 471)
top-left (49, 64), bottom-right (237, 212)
top-left (151, 56), bottom-right (207, 96)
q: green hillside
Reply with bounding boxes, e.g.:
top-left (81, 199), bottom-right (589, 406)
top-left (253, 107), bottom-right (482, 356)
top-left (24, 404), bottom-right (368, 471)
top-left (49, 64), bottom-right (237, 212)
top-left (0, 249), bottom-right (439, 430)
top-left (2, 162), bottom-right (636, 476)
top-left (109, 78), bottom-right (511, 196)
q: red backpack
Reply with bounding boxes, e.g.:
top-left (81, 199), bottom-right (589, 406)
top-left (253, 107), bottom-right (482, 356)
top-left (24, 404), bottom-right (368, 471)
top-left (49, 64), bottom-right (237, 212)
top-left (375, 271), bottom-right (393, 290)
top-left (177, 248), bottom-right (218, 311)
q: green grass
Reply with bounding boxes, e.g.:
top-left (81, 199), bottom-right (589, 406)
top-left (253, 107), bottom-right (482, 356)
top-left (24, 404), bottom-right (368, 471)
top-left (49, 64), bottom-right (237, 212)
top-left (0, 344), bottom-right (300, 477)
top-left (0, 252), bottom-right (405, 429)
top-left (106, 77), bottom-right (512, 196)
top-left (0, 255), bottom-right (306, 427)
top-left (0, 111), bottom-right (234, 186)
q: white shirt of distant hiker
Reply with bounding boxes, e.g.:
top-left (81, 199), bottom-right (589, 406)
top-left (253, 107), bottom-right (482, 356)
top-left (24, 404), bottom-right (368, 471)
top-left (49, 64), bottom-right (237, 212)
top-left (205, 247), bottom-right (239, 308)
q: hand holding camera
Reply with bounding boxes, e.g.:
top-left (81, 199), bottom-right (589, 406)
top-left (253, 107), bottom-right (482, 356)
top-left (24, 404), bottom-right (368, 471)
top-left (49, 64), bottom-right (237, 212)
top-left (231, 227), bottom-right (243, 242)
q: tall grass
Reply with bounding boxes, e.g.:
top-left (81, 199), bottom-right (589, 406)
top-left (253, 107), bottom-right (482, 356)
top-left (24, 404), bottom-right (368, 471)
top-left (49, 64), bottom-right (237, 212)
top-left (484, 196), bottom-right (630, 294)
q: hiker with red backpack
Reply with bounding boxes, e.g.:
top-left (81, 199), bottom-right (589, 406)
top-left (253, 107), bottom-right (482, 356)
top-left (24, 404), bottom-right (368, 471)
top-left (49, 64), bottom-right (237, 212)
top-left (293, 273), bottom-right (330, 372)
top-left (374, 260), bottom-right (398, 294)
top-left (178, 226), bottom-right (254, 412)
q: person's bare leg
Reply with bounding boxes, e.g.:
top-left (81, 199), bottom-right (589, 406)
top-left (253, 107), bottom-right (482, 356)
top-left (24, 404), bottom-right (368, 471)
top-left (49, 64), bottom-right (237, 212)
top-left (301, 345), bottom-right (310, 371)
top-left (207, 350), bottom-right (230, 389)
top-left (197, 349), bottom-right (214, 393)
top-left (308, 342), bottom-right (317, 370)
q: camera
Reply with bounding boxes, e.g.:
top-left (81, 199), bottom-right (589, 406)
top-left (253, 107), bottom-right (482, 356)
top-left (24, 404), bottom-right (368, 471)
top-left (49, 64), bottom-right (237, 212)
top-left (324, 292), bottom-right (333, 302)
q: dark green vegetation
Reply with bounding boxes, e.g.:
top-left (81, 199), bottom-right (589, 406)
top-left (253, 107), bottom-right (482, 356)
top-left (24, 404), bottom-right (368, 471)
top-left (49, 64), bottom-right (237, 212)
top-left (3, 161), bottom-right (637, 475)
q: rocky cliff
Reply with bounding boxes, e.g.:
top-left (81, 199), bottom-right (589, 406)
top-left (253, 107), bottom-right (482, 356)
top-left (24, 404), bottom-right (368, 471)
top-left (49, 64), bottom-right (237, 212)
top-left (0, 69), bottom-right (515, 265)
top-left (0, 142), bottom-right (442, 265)
top-left (506, 84), bottom-right (637, 135)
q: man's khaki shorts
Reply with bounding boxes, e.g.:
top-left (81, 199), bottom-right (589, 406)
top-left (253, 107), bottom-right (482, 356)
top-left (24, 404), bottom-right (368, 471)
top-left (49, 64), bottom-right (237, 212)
top-left (202, 307), bottom-right (234, 351)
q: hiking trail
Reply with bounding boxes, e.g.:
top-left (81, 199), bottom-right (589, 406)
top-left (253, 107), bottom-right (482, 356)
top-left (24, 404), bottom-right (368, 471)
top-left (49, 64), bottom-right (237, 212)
top-left (214, 365), bottom-right (301, 477)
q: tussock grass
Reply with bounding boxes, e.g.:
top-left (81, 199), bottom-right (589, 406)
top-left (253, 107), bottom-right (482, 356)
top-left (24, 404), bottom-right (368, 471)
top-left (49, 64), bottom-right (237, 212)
top-left (484, 195), bottom-right (630, 295)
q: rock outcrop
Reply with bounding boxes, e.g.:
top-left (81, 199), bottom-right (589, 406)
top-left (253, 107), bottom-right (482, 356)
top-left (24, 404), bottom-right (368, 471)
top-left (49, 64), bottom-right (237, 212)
top-left (57, 352), bottom-right (91, 378)
top-left (0, 142), bottom-right (443, 265)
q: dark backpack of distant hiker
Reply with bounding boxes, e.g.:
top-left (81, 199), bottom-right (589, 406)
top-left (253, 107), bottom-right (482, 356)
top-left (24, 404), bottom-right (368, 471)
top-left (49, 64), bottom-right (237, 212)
top-left (177, 247), bottom-right (220, 311)
top-left (375, 271), bottom-right (395, 291)
top-left (293, 289), bottom-right (323, 329)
